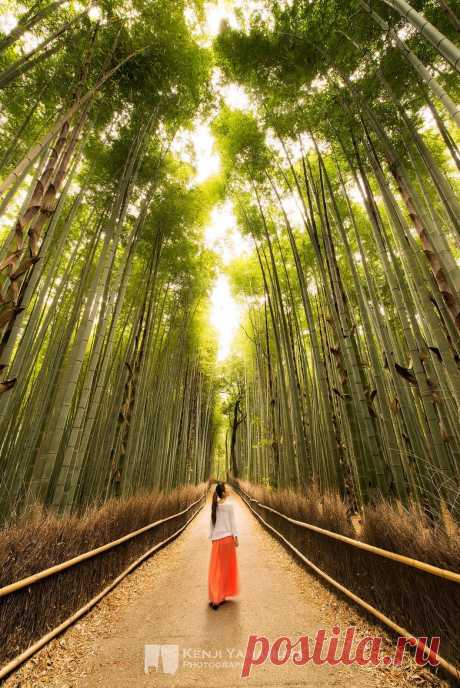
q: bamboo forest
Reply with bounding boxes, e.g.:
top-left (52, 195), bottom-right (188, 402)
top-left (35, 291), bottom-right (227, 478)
top-left (0, 0), bottom-right (459, 684)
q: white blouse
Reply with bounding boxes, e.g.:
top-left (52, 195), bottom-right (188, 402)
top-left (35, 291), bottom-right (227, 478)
top-left (208, 498), bottom-right (239, 541)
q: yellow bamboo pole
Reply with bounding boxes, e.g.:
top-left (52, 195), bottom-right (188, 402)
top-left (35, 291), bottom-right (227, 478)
top-left (239, 489), bottom-right (460, 682)
top-left (0, 46), bottom-right (146, 200)
top-left (237, 486), bottom-right (460, 584)
top-left (0, 493), bottom-right (205, 598)
top-left (0, 500), bottom-right (204, 681)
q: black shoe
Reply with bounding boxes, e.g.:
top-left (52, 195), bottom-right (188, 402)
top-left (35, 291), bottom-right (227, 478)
top-left (212, 603), bottom-right (219, 610)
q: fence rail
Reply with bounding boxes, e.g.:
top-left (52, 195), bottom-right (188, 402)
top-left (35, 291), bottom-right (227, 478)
top-left (237, 488), bottom-right (460, 584)
top-left (235, 484), bottom-right (460, 682)
top-left (0, 492), bottom-right (206, 681)
top-left (0, 493), bottom-right (206, 598)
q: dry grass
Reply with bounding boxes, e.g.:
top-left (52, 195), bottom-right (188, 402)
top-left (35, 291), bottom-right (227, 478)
top-left (0, 483), bottom-right (207, 666)
top-left (237, 479), bottom-right (354, 536)
top-left (362, 499), bottom-right (460, 573)
top-left (234, 478), bottom-right (460, 675)
top-left (237, 478), bottom-right (460, 571)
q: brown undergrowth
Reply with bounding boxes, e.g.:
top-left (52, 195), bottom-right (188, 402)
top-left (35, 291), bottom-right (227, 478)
top-left (0, 483), bottom-right (206, 667)
top-left (234, 478), bottom-right (460, 676)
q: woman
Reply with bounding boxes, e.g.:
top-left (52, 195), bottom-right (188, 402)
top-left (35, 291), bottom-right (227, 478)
top-left (208, 481), bottom-right (239, 610)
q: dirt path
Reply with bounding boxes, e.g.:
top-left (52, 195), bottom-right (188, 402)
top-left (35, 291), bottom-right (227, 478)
top-left (5, 493), bottom-right (446, 688)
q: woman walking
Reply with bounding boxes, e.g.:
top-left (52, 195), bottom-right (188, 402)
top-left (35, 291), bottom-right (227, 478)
top-left (208, 482), bottom-right (239, 610)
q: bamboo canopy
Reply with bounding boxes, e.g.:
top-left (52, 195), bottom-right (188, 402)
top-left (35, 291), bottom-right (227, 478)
top-left (0, 0), bottom-right (458, 554)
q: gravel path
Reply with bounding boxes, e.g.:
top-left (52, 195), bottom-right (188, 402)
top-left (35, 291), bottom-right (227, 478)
top-left (4, 492), bottom-right (447, 687)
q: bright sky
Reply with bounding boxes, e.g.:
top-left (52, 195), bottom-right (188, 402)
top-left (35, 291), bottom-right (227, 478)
top-left (204, 201), bottom-right (252, 361)
top-left (0, 12), bottom-right (18, 34)
top-left (168, 87), bottom-right (251, 361)
top-left (192, 3), bottom-right (311, 361)
top-left (174, 117), bottom-right (246, 363)
top-left (280, 192), bottom-right (306, 228)
top-left (204, 201), bottom-right (253, 264)
top-left (191, 123), bottom-right (221, 184)
top-left (204, 0), bottom-right (240, 37)
top-left (190, 2), bottom-right (255, 363)
top-left (209, 273), bottom-right (243, 361)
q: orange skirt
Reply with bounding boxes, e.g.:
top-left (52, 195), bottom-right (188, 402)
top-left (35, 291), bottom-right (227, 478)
top-left (208, 535), bottom-right (240, 604)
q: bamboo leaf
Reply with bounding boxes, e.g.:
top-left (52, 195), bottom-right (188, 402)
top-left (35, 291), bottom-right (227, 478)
top-left (394, 363), bottom-right (418, 386)
top-left (0, 251), bottom-right (22, 273)
top-left (428, 346), bottom-right (443, 363)
top-left (0, 378), bottom-right (16, 393)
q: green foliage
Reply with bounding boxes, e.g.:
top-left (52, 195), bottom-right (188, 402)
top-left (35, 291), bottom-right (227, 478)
top-left (0, 0), bottom-right (460, 516)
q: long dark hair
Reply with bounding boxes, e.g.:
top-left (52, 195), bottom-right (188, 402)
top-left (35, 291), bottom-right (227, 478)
top-left (211, 482), bottom-right (225, 525)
